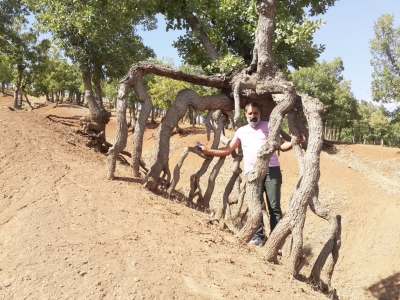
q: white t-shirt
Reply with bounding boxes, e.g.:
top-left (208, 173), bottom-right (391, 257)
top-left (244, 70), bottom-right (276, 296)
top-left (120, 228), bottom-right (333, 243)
top-left (231, 121), bottom-right (280, 174)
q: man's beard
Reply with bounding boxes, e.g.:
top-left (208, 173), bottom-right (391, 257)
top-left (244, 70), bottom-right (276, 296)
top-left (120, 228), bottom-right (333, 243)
top-left (247, 116), bottom-right (260, 127)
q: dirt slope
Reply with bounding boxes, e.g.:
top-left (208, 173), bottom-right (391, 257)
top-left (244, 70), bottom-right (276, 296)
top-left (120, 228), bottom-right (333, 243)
top-left (1, 95), bottom-right (400, 299)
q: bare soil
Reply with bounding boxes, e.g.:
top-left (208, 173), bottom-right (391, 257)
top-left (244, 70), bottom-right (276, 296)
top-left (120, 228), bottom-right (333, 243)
top-left (1, 95), bottom-right (399, 300)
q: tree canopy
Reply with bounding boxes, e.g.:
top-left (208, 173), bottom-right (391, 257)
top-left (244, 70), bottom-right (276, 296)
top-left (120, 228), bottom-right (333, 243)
top-left (291, 57), bottom-right (359, 139)
top-left (370, 13), bottom-right (400, 103)
top-left (148, 0), bottom-right (335, 72)
top-left (0, 0), bottom-right (28, 43)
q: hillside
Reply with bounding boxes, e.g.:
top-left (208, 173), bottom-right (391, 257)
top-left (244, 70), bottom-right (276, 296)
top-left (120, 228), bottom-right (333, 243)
top-left (1, 95), bottom-right (399, 299)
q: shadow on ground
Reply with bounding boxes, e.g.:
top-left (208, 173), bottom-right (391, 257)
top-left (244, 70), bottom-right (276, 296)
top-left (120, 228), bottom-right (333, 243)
top-left (368, 272), bottom-right (400, 300)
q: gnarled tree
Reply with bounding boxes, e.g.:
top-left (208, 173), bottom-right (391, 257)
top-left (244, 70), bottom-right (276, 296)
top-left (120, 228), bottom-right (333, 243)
top-left (107, 0), bottom-right (341, 292)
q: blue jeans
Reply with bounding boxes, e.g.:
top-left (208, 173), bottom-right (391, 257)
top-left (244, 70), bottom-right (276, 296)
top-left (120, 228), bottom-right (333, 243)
top-left (255, 166), bottom-right (283, 238)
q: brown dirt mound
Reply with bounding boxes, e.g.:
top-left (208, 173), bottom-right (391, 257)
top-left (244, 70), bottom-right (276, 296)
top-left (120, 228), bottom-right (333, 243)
top-left (1, 94), bottom-right (400, 299)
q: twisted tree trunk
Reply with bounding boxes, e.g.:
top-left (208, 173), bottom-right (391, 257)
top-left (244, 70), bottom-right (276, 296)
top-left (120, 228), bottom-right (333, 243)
top-left (263, 95), bottom-right (324, 275)
top-left (81, 65), bottom-right (110, 135)
top-left (143, 90), bottom-right (232, 190)
top-left (106, 62), bottom-right (230, 180)
top-left (106, 77), bottom-right (130, 179)
top-left (107, 0), bottom-right (341, 289)
top-left (13, 65), bottom-right (23, 109)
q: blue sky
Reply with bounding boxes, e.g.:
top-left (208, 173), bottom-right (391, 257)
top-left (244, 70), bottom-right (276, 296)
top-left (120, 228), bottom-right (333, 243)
top-left (140, 1), bottom-right (400, 109)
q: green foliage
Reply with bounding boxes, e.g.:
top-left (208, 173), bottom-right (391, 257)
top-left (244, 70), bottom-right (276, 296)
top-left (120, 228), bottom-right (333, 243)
top-left (369, 106), bottom-right (391, 140)
top-left (28, 49), bottom-right (82, 98)
top-left (291, 58), bottom-right (359, 140)
top-left (149, 75), bottom-right (186, 110)
top-left (205, 52), bottom-right (246, 75)
top-left (0, 0), bottom-right (28, 44)
top-left (27, 0), bottom-right (155, 82)
top-left (179, 64), bottom-right (220, 96)
top-left (351, 101), bottom-right (397, 146)
top-left (0, 54), bottom-right (13, 84)
top-left (102, 80), bottom-right (119, 102)
top-left (147, 59), bottom-right (184, 110)
top-left (150, 0), bottom-right (336, 71)
top-left (1, 18), bottom-right (52, 94)
top-left (274, 17), bottom-right (325, 71)
top-left (370, 14), bottom-right (400, 103)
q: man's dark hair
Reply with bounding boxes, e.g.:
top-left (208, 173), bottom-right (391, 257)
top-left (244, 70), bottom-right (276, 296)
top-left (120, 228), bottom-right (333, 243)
top-left (245, 102), bottom-right (261, 113)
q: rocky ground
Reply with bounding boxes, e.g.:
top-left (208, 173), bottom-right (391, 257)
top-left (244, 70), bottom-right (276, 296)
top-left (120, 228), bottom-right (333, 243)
top-left (0, 95), bottom-right (399, 299)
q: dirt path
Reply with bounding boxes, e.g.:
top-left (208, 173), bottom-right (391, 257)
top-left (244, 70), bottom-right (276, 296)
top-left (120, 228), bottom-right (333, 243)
top-left (1, 95), bottom-right (400, 299)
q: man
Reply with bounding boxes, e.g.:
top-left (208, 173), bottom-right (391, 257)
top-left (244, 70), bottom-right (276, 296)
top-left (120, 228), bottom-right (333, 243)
top-left (200, 102), bottom-right (303, 246)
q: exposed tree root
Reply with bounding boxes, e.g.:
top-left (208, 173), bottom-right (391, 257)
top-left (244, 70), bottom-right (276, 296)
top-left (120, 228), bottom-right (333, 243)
top-left (46, 114), bottom-right (80, 127)
top-left (105, 0), bottom-right (342, 288)
top-left (263, 95), bottom-right (324, 277)
top-left (23, 94), bottom-right (34, 110)
top-left (143, 91), bottom-right (232, 190)
top-left (308, 192), bottom-right (341, 292)
top-left (106, 78), bottom-right (129, 179)
top-left (286, 107), bottom-right (342, 291)
top-left (2, 106), bottom-right (15, 111)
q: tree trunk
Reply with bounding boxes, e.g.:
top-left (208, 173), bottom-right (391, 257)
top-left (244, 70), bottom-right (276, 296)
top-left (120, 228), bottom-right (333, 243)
top-left (24, 94), bottom-right (34, 110)
top-left (132, 81), bottom-right (153, 177)
top-left (1, 82), bottom-right (5, 94)
top-left (81, 64), bottom-right (110, 134)
top-left (263, 95), bottom-right (324, 275)
top-left (185, 14), bottom-right (220, 61)
top-left (151, 106), bottom-right (156, 123)
top-left (106, 81), bottom-right (129, 179)
top-left (13, 65), bottom-right (23, 109)
top-left (143, 90), bottom-right (233, 190)
top-left (108, 62), bottom-right (229, 178)
top-left (107, 0), bottom-right (339, 285)
top-left (55, 91), bottom-right (60, 103)
top-left (247, 0), bottom-right (280, 78)
top-left (92, 65), bottom-right (104, 109)
top-left (127, 105), bottom-right (135, 132)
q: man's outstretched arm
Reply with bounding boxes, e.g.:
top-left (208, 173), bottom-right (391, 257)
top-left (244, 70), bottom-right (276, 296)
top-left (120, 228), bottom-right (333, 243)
top-left (200, 139), bottom-right (241, 157)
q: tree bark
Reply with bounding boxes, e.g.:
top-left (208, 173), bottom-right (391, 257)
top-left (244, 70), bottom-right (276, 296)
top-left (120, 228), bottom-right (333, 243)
top-left (108, 62), bottom-right (231, 180)
top-left (80, 64), bottom-right (110, 134)
top-left (185, 14), bottom-right (220, 61)
top-left (106, 78), bottom-right (129, 179)
top-left (248, 0), bottom-right (280, 78)
top-left (13, 65), bottom-right (23, 109)
top-left (308, 191), bottom-right (341, 291)
top-left (92, 65), bottom-right (104, 109)
top-left (263, 95), bottom-right (324, 276)
top-left (143, 90), bottom-right (233, 190)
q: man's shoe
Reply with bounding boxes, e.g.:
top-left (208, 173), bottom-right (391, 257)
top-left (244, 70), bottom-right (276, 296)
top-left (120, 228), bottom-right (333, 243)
top-left (248, 236), bottom-right (263, 246)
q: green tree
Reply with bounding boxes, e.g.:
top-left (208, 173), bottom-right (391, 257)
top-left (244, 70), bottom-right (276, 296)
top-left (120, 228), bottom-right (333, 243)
top-left (369, 105), bottom-right (391, 146)
top-left (1, 16), bottom-right (51, 109)
top-left (27, 49), bottom-right (83, 104)
top-left (370, 14), bottom-right (400, 103)
top-left (349, 100), bottom-right (400, 147)
top-left (0, 0), bottom-right (28, 43)
top-left (28, 0), bottom-right (155, 135)
top-left (0, 53), bottom-right (13, 93)
top-left (291, 57), bottom-right (359, 140)
top-left (149, 0), bottom-right (334, 72)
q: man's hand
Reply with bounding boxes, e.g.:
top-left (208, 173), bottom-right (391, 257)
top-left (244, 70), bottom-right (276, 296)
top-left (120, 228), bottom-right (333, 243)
top-left (199, 144), bottom-right (208, 152)
top-left (280, 134), bottom-right (305, 152)
top-left (295, 134), bottom-right (304, 144)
